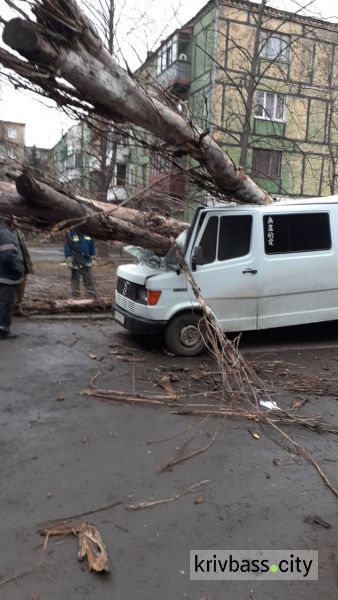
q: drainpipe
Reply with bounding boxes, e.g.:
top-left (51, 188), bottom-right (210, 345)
top-left (209, 0), bottom-right (220, 136)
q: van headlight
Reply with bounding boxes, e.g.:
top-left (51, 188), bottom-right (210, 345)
top-left (137, 287), bottom-right (148, 305)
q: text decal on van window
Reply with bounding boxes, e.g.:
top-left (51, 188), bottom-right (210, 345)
top-left (264, 213), bottom-right (331, 254)
top-left (266, 217), bottom-right (275, 247)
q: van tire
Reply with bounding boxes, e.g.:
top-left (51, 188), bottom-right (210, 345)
top-left (164, 313), bottom-right (205, 357)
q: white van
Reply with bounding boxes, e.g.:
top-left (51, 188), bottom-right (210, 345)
top-left (113, 199), bottom-right (337, 356)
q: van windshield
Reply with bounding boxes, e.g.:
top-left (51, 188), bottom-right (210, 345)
top-left (164, 229), bottom-right (189, 268)
top-left (123, 228), bottom-right (189, 270)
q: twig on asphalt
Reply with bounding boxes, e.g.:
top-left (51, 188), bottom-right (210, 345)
top-left (160, 422), bottom-right (223, 472)
top-left (89, 370), bottom-right (101, 388)
top-left (265, 416), bottom-right (338, 498)
top-left (82, 387), bottom-right (218, 406)
top-left (37, 499), bottom-right (123, 530)
top-left (125, 480), bottom-right (210, 511)
top-left (304, 515), bottom-right (332, 529)
top-left (146, 423), bottom-right (194, 445)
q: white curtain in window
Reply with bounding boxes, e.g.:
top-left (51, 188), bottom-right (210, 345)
top-left (172, 35), bottom-right (177, 62)
top-left (255, 90), bottom-right (265, 117)
top-left (265, 92), bottom-right (275, 118)
top-left (275, 95), bottom-right (285, 120)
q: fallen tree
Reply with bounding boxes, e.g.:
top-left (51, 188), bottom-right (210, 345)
top-left (0, 0), bottom-right (272, 207)
top-left (0, 174), bottom-right (188, 255)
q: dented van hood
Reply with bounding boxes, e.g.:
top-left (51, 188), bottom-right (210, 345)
top-left (117, 263), bottom-right (162, 286)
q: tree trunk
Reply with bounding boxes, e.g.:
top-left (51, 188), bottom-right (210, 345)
top-left (239, 0), bottom-right (267, 171)
top-left (0, 176), bottom-right (187, 255)
top-left (2, 4), bottom-right (272, 205)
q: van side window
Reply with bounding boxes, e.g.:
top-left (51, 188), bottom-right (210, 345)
top-left (264, 213), bottom-right (331, 254)
top-left (218, 215), bottom-right (252, 261)
top-left (199, 216), bottom-right (218, 263)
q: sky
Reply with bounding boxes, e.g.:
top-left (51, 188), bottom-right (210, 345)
top-left (0, 0), bottom-right (336, 148)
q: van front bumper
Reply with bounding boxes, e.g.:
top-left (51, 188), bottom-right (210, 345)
top-left (112, 304), bottom-right (167, 335)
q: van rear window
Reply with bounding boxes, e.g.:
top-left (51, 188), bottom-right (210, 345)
top-left (264, 213), bottom-right (331, 254)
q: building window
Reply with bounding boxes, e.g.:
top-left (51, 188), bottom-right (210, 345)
top-left (7, 127), bottom-right (17, 140)
top-left (255, 91), bottom-right (285, 121)
top-left (150, 153), bottom-right (170, 175)
top-left (260, 31), bottom-right (290, 62)
top-left (263, 213), bottom-right (331, 254)
top-left (75, 152), bottom-right (82, 169)
top-left (129, 167), bottom-right (135, 186)
top-left (252, 149), bottom-right (282, 178)
top-left (116, 164), bottom-right (127, 186)
top-left (142, 164), bottom-right (147, 186)
top-left (157, 34), bottom-right (178, 74)
top-left (8, 147), bottom-right (17, 160)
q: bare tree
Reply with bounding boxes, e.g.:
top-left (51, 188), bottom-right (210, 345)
top-left (0, 0), bottom-right (271, 205)
top-left (189, 0), bottom-right (338, 198)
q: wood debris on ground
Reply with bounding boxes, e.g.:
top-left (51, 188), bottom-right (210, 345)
top-left (157, 374), bottom-right (177, 399)
top-left (253, 359), bottom-right (338, 396)
top-left (41, 521), bottom-right (110, 573)
top-left (125, 480), bottom-right (209, 511)
top-left (303, 514), bottom-right (332, 529)
top-left (19, 297), bottom-right (111, 314)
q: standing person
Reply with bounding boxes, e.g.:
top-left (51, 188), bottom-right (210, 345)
top-left (64, 230), bottom-right (97, 298)
top-left (15, 229), bottom-right (34, 312)
top-left (0, 220), bottom-right (25, 339)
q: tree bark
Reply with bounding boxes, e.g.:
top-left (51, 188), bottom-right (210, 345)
top-left (2, 7), bottom-right (272, 205)
top-left (0, 177), bottom-right (187, 255)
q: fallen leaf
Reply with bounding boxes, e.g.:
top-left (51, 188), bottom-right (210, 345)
top-left (89, 353), bottom-right (97, 360)
top-left (56, 394), bottom-right (64, 402)
top-left (291, 398), bottom-right (307, 409)
top-left (250, 431), bottom-right (260, 440)
top-left (157, 375), bottom-right (177, 398)
top-left (78, 522), bottom-right (110, 573)
top-left (194, 496), bottom-right (204, 505)
top-left (42, 521), bottom-right (110, 573)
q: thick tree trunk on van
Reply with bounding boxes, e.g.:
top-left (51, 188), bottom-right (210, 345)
top-left (0, 177), bottom-right (186, 255)
top-left (1, 1), bottom-right (272, 206)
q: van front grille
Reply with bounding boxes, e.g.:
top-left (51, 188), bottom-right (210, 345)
top-left (116, 277), bottom-right (141, 302)
top-left (116, 292), bottom-right (135, 313)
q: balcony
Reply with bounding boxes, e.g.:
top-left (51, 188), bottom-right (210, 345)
top-left (156, 59), bottom-right (191, 95)
top-left (155, 29), bottom-right (192, 96)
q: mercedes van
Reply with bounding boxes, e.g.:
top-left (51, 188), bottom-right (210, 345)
top-left (113, 199), bottom-right (337, 356)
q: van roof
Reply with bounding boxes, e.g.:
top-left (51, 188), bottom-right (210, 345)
top-left (203, 196), bottom-right (338, 213)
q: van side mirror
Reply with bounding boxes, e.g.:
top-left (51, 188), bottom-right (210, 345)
top-left (192, 246), bottom-right (205, 271)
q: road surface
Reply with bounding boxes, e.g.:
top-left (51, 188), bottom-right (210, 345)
top-left (0, 317), bottom-right (337, 599)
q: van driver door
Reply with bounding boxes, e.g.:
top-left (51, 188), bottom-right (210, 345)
top-left (188, 211), bottom-right (258, 332)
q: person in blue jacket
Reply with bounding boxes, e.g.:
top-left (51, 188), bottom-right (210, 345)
top-left (0, 220), bottom-right (25, 338)
top-left (64, 230), bottom-right (97, 298)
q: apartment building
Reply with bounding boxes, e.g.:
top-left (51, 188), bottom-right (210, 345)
top-left (130, 0), bottom-right (338, 201)
top-left (0, 120), bottom-right (25, 170)
top-left (49, 121), bottom-right (129, 201)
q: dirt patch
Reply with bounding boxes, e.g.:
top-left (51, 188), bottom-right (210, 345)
top-left (25, 259), bottom-right (119, 302)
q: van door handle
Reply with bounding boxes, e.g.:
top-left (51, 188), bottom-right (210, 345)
top-left (242, 268), bottom-right (257, 275)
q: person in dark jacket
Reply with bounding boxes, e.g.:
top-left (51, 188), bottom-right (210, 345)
top-left (64, 230), bottom-right (97, 298)
top-left (0, 220), bottom-right (25, 338)
top-left (15, 230), bottom-right (34, 312)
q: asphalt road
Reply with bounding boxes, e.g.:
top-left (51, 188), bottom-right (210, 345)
top-left (1, 317), bottom-right (338, 599)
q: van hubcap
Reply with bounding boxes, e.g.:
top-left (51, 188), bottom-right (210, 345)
top-left (180, 324), bottom-right (201, 348)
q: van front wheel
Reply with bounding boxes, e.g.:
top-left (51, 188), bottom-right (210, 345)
top-left (164, 313), bottom-right (205, 357)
